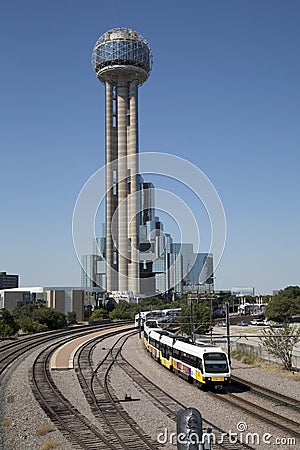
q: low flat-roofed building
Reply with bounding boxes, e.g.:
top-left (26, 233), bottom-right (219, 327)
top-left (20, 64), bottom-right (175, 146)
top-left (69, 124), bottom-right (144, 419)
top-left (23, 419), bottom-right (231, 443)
top-left (0, 286), bottom-right (86, 321)
top-left (45, 290), bottom-right (65, 313)
top-left (231, 286), bottom-right (255, 297)
top-left (71, 290), bottom-right (84, 322)
top-left (0, 290), bottom-right (31, 312)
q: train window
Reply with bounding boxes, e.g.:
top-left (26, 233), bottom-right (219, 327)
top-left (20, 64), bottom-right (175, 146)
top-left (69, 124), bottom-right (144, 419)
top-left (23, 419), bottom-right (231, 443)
top-left (173, 349), bottom-right (180, 359)
top-left (154, 339), bottom-right (158, 348)
top-left (180, 352), bottom-right (197, 367)
top-left (189, 355), bottom-right (197, 367)
top-left (166, 345), bottom-right (172, 359)
top-left (203, 352), bottom-right (228, 373)
top-left (185, 352), bottom-right (197, 366)
top-left (198, 358), bottom-right (203, 373)
top-left (149, 337), bottom-right (157, 347)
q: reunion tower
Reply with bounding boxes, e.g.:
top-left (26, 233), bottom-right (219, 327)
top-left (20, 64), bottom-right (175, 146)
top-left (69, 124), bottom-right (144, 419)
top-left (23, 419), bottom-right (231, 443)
top-left (92, 28), bottom-right (152, 294)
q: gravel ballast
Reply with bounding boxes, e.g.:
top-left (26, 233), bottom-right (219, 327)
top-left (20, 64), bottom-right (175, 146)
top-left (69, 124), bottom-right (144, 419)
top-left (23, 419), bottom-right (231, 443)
top-left (1, 331), bottom-right (299, 450)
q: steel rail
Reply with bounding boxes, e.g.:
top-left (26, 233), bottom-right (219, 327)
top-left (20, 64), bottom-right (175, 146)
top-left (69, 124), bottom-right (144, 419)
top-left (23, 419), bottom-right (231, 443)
top-left (30, 325), bottom-right (134, 449)
top-left (115, 334), bottom-right (255, 450)
top-left (0, 321), bottom-right (131, 377)
top-left (212, 390), bottom-right (300, 439)
top-left (230, 374), bottom-right (300, 412)
top-left (75, 330), bottom-right (159, 449)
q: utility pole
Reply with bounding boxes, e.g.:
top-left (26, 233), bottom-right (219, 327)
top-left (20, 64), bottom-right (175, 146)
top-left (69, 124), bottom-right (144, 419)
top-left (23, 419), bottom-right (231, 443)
top-left (225, 302), bottom-right (231, 366)
top-left (188, 294), bottom-right (196, 344)
top-left (208, 279), bottom-right (215, 344)
top-left (138, 307), bottom-right (141, 339)
top-left (209, 286), bottom-right (213, 344)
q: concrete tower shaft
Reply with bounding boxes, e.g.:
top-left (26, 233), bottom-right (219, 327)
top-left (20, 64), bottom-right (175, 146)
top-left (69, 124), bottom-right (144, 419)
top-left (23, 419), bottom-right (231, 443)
top-left (92, 28), bottom-right (152, 294)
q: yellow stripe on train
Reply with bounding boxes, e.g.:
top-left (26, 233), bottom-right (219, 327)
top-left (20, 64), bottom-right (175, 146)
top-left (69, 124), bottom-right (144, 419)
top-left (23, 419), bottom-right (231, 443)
top-left (160, 356), bottom-right (173, 369)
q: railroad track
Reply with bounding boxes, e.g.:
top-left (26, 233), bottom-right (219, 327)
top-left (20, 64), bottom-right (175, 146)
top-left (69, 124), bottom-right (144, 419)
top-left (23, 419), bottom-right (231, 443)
top-left (119, 334), bottom-right (300, 446)
top-left (213, 389), bottom-right (300, 440)
top-left (31, 326), bottom-right (137, 449)
top-left (75, 330), bottom-right (159, 449)
top-left (0, 322), bottom-right (129, 378)
top-left (113, 335), bottom-right (255, 450)
top-left (231, 374), bottom-right (300, 413)
top-left (31, 345), bottom-right (116, 449)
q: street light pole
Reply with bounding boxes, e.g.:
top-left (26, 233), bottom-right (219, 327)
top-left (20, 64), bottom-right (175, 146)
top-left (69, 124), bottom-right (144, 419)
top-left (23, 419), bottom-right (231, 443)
top-left (209, 283), bottom-right (214, 344)
top-left (138, 307), bottom-right (141, 339)
top-left (225, 302), bottom-right (231, 366)
top-left (190, 297), bottom-right (195, 344)
top-left (188, 294), bottom-right (196, 344)
top-left (210, 302), bottom-right (213, 344)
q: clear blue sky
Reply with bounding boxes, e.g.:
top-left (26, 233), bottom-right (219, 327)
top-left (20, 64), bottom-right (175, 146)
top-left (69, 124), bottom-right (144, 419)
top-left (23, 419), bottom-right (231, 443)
top-left (1, 0), bottom-right (299, 294)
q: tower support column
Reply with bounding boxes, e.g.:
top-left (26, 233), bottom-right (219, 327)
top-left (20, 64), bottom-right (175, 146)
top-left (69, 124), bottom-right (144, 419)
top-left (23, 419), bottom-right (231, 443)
top-left (105, 81), bottom-right (114, 292)
top-left (128, 80), bottom-right (139, 293)
top-left (117, 83), bottom-right (129, 291)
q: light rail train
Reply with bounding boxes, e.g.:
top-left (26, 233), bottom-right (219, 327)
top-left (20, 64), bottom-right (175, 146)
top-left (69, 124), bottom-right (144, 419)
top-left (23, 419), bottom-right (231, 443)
top-left (143, 320), bottom-right (231, 389)
top-left (134, 308), bottom-right (181, 329)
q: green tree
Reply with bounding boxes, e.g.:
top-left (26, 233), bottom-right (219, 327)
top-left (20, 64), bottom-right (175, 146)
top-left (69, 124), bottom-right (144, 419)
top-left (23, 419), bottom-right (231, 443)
top-left (0, 309), bottom-right (19, 337)
top-left (266, 286), bottom-right (300, 321)
top-left (109, 301), bottom-right (137, 320)
top-left (32, 308), bottom-right (67, 329)
top-left (12, 303), bottom-right (38, 320)
top-left (278, 286), bottom-right (300, 299)
top-left (137, 296), bottom-right (166, 311)
top-left (259, 323), bottom-right (300, 370)
top-left (66, 311), bottom-right (77, 325)
top-left (18, 316), bottom-right (47, 333)
top-left (179, 300), bottom-right (210, 336)
top-left (136, 296), bottom-right (182, 315)
top-left (12, 304), bottom-right (67, 331)
top-left (90, 308), bottom-right (109, 320)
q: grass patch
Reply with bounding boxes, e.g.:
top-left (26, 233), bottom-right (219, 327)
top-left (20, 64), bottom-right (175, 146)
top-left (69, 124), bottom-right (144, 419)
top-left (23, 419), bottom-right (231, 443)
top-left (231, 350), bottom-right (263, 366)
top-left (1, 417), bottom-right (12, 429)
top-left (36, 424), bottom-right (55, 436)
top-left (231, 350), bottom-right (300, 380)
top-left (39, 439), bottom-right (61, 450)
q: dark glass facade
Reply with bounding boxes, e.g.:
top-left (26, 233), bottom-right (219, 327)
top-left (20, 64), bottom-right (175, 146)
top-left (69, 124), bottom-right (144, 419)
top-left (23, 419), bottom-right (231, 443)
top-left (0, 272), bottom-right (19, 290)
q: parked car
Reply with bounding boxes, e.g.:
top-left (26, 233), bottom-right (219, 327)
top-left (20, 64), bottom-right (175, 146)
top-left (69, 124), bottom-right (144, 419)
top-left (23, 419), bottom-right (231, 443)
top-left (237, 320), bottom-right (248, 326)
top-left (218, 321), bottom-right (227, 327)
top-left (250, 319), bottom-right (265, 326)
top-left (273, 322), bottom-right (283, 328)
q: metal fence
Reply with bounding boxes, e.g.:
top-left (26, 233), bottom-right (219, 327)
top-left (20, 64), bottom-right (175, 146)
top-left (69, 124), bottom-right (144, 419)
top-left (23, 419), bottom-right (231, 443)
top-left (232, 341), bottom-right (300, 371)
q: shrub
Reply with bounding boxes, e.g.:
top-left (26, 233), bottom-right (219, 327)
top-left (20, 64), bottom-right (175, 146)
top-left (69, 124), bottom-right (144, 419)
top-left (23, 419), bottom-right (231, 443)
top-left (39, 439), bottom-right (60, 450)
top-left (90, 308), bottom-right (109, 320)
top-left (36, 424), bottom-right (54, 436)
top-left (1, 417), bottom-right (13, 428)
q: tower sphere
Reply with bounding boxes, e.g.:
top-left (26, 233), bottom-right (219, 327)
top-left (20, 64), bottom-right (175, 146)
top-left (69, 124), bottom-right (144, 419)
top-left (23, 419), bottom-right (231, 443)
top-left (92, 28), bottom-right (152, 86)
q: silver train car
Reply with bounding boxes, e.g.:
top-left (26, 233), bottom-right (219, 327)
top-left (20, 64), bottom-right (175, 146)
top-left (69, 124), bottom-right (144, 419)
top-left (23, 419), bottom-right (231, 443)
top-left (134, 308), bottom-right (181, 329)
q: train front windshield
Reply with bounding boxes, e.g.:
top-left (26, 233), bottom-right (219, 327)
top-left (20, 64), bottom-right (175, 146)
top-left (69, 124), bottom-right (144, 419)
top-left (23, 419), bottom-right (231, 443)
top-left (203, 353), bottom-right (228, 373)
